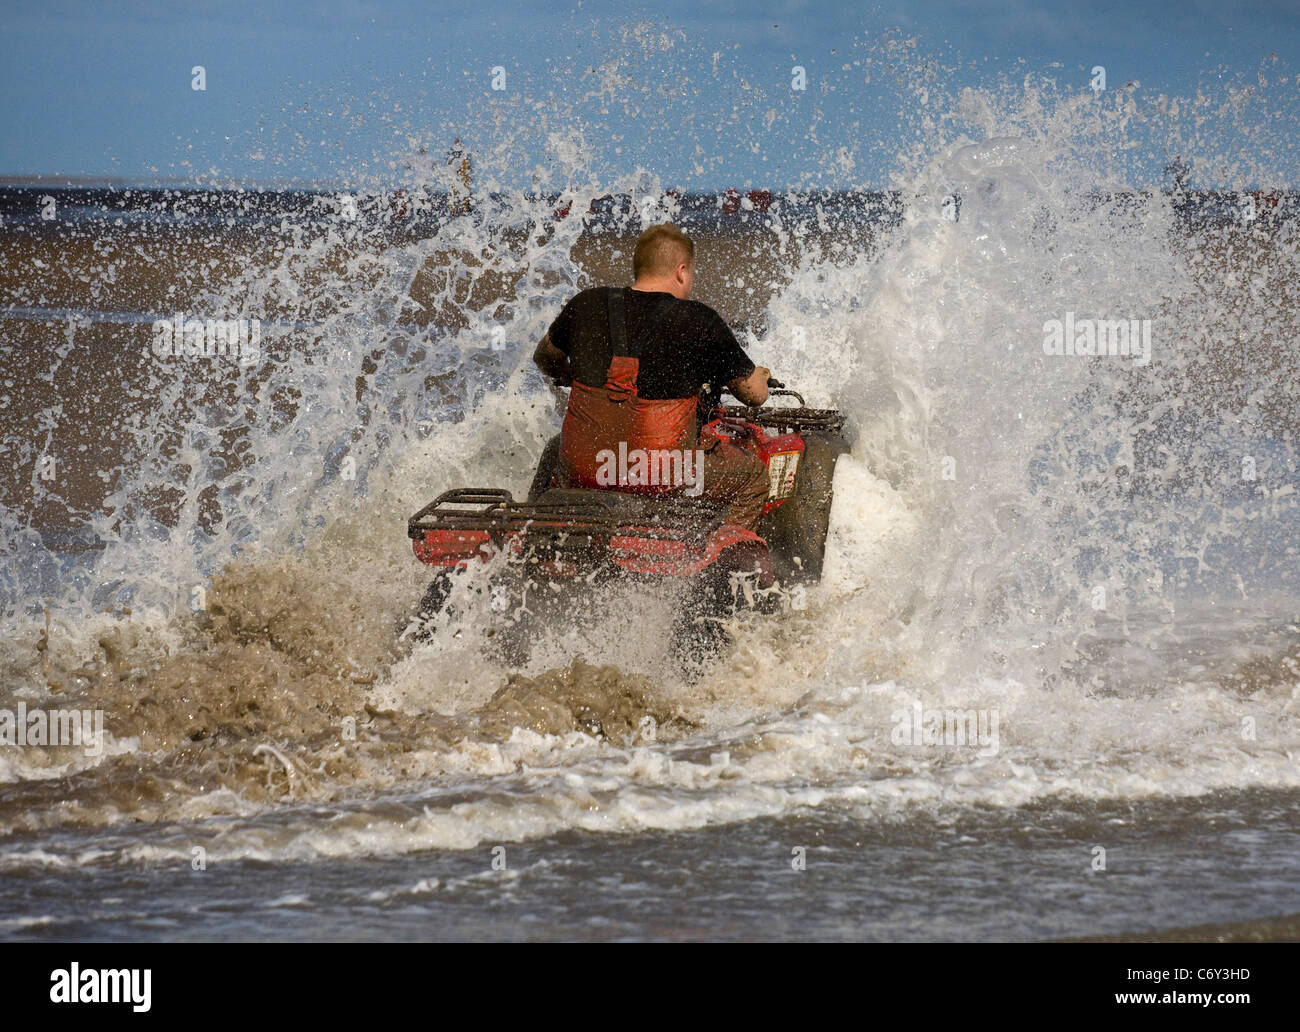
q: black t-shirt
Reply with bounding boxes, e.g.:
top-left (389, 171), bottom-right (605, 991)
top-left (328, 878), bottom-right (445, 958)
top-left (546, 287), bottom-right (755, 400)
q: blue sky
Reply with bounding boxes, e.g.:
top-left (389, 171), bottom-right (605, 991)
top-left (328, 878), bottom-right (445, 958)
top-left (2, 0), bottom-right (1297, 189)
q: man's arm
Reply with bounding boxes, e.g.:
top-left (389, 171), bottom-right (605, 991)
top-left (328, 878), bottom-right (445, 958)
top-left (728, 364), bottom-right (771, 406)
top-left (709, 309), bottom-right (770, 406)
top-left (533, 333), bottom-right (572, 385)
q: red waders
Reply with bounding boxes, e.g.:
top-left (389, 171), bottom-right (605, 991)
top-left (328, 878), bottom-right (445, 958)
top-left (555, 288), bottom-right (769, 532)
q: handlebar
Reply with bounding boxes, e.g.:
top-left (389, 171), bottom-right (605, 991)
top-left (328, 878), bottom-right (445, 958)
top-left (719, 377), bottom-right (805, 408)
top-left (558, 375), bottom-right (804, 408)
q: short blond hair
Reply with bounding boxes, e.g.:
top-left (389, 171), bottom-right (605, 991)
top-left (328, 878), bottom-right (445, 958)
top-left (633, 223), bottom-right (694, 279)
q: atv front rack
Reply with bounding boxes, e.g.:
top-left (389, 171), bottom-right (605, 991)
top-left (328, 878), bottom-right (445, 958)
top-left (719, 404), bottom-right (846, 436)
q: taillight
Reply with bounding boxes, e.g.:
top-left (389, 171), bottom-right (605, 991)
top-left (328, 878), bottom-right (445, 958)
top-left (413, 530), bottom-right (491, 565)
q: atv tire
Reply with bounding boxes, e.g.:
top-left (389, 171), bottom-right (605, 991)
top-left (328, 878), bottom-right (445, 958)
top-left (671, 540), bottom-right (776, 670)
top-left (400, 571), bottom-right (456, 644)
top-left (404, 570), bottom-right (532, 665)
top-left (759, 432), bottom-right (848, 585)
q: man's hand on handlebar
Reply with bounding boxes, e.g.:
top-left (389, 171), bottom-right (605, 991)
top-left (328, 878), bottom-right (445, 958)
top-left (727, 365), bottom-right (772, 406)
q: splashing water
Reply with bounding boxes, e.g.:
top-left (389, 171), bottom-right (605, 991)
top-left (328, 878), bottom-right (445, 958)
top-left (1, 36), bottom-right (1298, 893)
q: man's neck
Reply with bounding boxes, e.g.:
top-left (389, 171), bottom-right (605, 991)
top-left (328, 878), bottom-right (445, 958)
top-left (630, 279), bottom-right (682, 298)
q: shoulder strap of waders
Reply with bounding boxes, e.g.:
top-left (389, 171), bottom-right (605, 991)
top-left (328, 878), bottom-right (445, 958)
top-left (606, 287), bottom-right (677, 360)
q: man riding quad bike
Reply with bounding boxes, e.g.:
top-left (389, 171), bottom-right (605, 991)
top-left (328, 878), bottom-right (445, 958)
top-left (404, 223), bottom-right (849, 664)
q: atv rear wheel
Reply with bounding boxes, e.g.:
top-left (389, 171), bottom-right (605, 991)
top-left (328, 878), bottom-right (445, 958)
top-left (398, 572), bottom-right (454, 644)
top-left (671, 540), bottom-right (777, 670)
top-left (403, 570), bottom-right (532, 665)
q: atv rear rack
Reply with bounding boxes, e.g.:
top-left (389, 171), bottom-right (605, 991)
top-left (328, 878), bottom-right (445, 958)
top-left (407, 488), bottom-right (725, 545)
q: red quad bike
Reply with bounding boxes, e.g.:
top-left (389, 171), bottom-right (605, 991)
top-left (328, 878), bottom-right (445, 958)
top-left (404, 380), bottom-right (849, 666)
